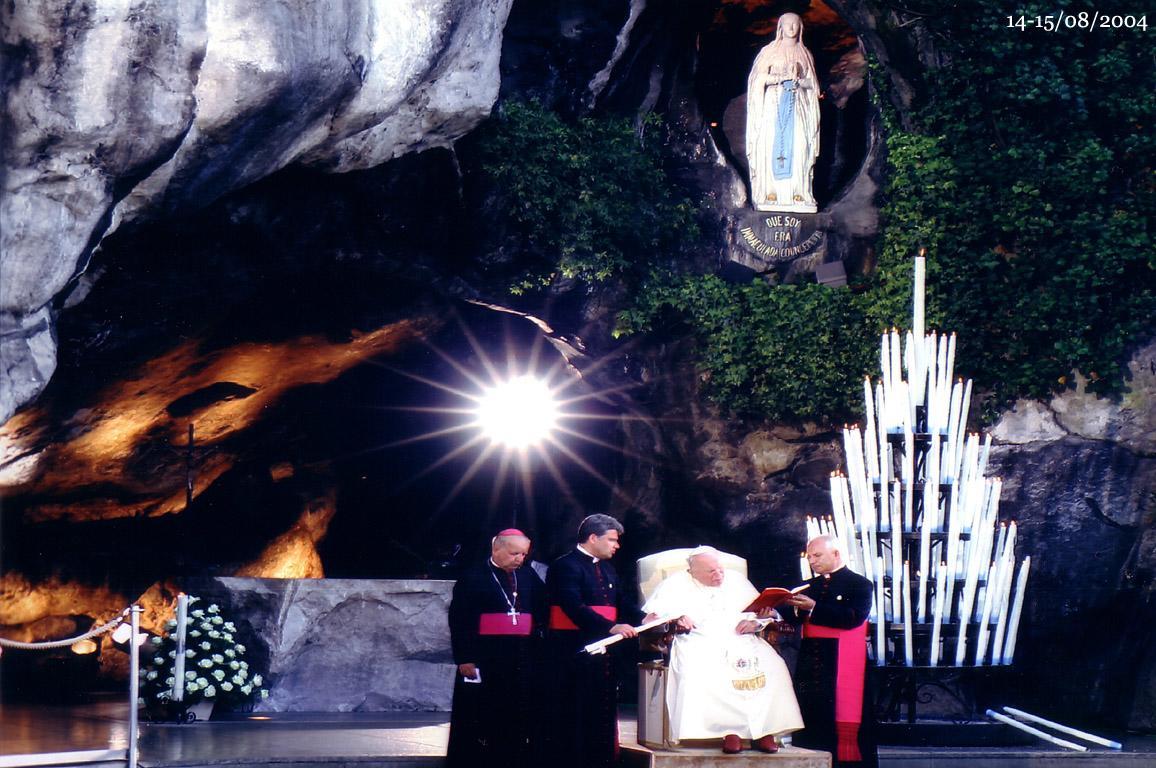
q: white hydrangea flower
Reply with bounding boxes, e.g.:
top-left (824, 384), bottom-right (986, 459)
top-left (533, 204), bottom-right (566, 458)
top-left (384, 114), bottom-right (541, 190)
top-left (165, 677), bottom-right (174, 686)
top-left (185, 671), bottom-right (197, 681)
top-left (225, 649), bottom-right (236, 658)
top-left (221, 682), bottom-right (234, 692)
top-left (212, 654), bottom-right (224, 663)
top-left (199, 659), bottom-right (213, 668)
top-left (185, 649), bottom-right (196, 658)
top-left (212, 669), bottom-right (225, 681)
top-left (151, 635), bottom-right (163, 645)
top-left (168, 650), bottom-right (176, 658)
top-left (191, 609), bottom-right (205, 618)
top-left (153, 656), bottom-right (165, 665)
top-left (252, 674), bottom-right (263, 686)
top-left (203, 685), bottom-right (216, 697)
top-left (208, 604), bottom-right (220, 614)
top-left (236, 644), bottom-right (246, 653)
top-left (189, 630), bottom-right (201, 638)
top-left (200, 641), bottom-right (211, 651)
top-left (229, 661), bottom-right (240, 670)
top-left (196, 677), bottom-right (208, 687)
top-left (223, 632), bottom-right (234, 642)
top-left (237, 669), bottom-right (248, 680)
top-left (241, 685), bottom-right (252, 694)
top-left (240, 661), bottom-right (248, 669)
top-left (232, 675), bottom-right (245, 686)
top-left (186, 682), bottom-right (200, 693)
top-left (260, 689), bottom-right (269, 699)
top-left (147, 671), bottom-right (158, 680)
top-left (211, 616), bottom-right (223, 625)
top-left (224, 622), bottom-right (236, 631)
top-left (201, 621), bottom-right (214, 631)
top-left (209, 630), bottom-right (221, 639)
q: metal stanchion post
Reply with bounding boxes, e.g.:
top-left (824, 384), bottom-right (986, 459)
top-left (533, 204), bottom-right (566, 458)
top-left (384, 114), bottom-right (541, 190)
top-left (128, 605), bottom-right (142, 768)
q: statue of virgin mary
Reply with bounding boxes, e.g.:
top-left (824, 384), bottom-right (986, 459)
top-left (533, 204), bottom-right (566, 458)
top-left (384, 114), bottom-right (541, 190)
top-left (746, 13), bottom-right (820, 213)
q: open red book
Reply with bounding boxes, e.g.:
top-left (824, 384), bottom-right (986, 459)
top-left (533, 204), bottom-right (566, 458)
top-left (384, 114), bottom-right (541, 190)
top-left (743, 584), bottom-right (810, 613)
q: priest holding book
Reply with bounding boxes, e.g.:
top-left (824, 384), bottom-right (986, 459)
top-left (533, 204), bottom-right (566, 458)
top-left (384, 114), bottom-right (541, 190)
top-left (642, 546), bottom-right (803, 754)
top-left (785, 534), bottom-right (878, 768)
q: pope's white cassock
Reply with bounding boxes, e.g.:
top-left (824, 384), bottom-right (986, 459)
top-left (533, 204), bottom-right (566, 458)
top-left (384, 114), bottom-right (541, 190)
top-left (642, 569), bottom-right (804, 742)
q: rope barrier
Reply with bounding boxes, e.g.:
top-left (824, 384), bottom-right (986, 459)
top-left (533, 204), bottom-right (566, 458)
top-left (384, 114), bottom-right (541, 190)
top-left (0, 607), bottom-right (132, 649)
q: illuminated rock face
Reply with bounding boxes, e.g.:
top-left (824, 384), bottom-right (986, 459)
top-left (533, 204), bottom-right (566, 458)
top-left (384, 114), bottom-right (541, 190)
top-left (0, 0), bottom-right (514, 424)
top-left (192, 577), bottom-right (455, 711)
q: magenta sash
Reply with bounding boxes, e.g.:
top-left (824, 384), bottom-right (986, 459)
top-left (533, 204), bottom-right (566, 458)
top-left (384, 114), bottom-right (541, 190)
top-left (478, 612), bottom-right (532, 636)
top-left (548, 604), bottom-right (616, 630)
top-left (802, 620), bottom-right (868, 762)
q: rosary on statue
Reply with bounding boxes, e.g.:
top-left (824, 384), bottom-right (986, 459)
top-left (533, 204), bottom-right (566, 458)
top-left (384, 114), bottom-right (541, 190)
top-left (775, 79), bottom-right (797, 175)
top-left (491, 568), bottom-right (519, 625)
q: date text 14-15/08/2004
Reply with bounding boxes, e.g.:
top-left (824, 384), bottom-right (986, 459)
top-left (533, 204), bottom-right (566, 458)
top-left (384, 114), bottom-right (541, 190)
top-left (1006, 11), bottom-right (1147, 31)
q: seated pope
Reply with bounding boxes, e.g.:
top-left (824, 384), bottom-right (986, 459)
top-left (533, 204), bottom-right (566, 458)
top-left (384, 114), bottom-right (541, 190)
top-left (642, 546), bottom-right (804, 754)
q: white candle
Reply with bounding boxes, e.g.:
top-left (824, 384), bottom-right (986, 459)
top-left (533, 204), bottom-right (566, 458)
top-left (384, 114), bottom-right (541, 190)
top-left (903, 428), bottom-right (914, 531)
top-left (945, 382), bottom-right (962, 472)
top-left (990, 549), bottom-right (1014, 666)
top-left (914, 254), bottom-right (926, 353)
top-left (800, 552), bottom-right (813, 581)
top-left (875, 555), bottom-right (887, 665)
top-left (880, 332), bottom-right (892, 421)
top-left (172, 593), bottom-right (188, 702)
top-left (877, 382), bottom-right (891, 483)
top-left (930, 561), bottom-right (947, 666)
top-left (975, 561), bottom-right (999, 664)
top-left (890, 329), bottom-right (902, 405)
top-left (862, 523), bottom-right (877, 586)
top-left (977, 433), bottom-right (993, 481)
top-left (864, 378), bottom-right (879, 482)
top-left (935, 335), bottom-right (949, 432)
top-left (902, 561), bottom-right (914, 667)
top-left (1002, 707), bottom-right (1122, 750)
top-left (957, 378), bottom-right (973, 449)
top-left (890, 504), bottom-right (902, 621)
top-left (918, 466), bottom-right (933, 621)
top-left (904, 330), bottom-right (916, 409)
top-left (1002, 556), bottom-right (1030, 664)
top-left (986, 710), bottom-right (1087, 752)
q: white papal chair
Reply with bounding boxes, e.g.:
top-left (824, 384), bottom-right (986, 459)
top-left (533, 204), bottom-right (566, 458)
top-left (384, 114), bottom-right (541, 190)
top-left (635, 547), bottom-right (748, 749)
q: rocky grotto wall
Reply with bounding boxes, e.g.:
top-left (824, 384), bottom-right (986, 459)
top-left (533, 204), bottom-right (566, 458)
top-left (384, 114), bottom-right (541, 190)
top-left (1, 0), bottom-right (1153, 729)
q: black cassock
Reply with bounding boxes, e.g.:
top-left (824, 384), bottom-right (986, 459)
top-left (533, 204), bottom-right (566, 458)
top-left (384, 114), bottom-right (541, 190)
top-left (446, 560), bottom-right (546, 768)
top-left (791, 566), bottom-right (878, 768)
top-left (544, 549), bottom-right (638, 768)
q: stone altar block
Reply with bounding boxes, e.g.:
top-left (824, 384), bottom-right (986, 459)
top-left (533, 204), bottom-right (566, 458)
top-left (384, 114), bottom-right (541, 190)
top-left (191, 577), bottom-right (455, 712)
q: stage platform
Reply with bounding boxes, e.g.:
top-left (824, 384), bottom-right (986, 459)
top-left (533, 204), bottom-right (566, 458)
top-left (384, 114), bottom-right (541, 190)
top-left (618, 719), bottom-right (830, 767)
top-left (2, 698), bottom-right (1154, 768)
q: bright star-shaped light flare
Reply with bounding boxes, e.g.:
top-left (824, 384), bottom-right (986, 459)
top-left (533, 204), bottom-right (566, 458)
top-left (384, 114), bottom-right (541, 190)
top-left (474, 375), bottom-right (559, 449)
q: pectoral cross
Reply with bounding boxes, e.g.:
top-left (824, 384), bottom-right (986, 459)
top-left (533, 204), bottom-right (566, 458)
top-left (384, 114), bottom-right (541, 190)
top-left (508, 606), bottom-right (519, 625)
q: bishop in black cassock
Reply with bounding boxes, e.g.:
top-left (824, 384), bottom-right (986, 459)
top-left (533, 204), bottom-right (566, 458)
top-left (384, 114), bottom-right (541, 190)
top-left (446, 529), bottom-right (546, 768)
top-left (544, 514), bottom-right (640, 768)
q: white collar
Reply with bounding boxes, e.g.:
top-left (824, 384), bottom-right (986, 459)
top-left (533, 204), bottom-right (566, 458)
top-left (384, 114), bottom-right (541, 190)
top-left (576, 544), bottom-right (599, 563)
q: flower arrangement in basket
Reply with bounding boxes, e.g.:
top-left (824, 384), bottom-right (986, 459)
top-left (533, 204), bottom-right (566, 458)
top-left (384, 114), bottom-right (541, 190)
top-left (139, 595), bottom-right (268, 721)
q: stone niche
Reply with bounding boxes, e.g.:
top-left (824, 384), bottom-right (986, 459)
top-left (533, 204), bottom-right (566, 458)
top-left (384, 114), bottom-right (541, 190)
top-left (701, 1), bottom-right (876, 277)
top-left (189, 577), bottom-right (455, 712)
